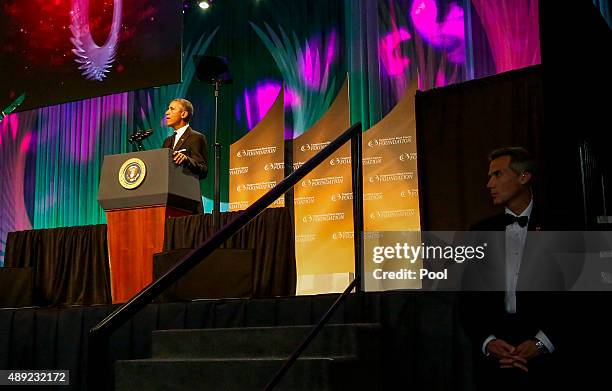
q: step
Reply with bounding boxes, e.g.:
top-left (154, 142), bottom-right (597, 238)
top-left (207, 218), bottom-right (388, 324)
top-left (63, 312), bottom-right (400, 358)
top-left (115, 357), bottom-right (380, 391)
top-left (151, 323), bottom-right (381, 360)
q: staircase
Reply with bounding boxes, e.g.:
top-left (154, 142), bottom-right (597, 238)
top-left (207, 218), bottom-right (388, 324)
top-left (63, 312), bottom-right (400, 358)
top-left (115, 323), bottom-right (382, 391)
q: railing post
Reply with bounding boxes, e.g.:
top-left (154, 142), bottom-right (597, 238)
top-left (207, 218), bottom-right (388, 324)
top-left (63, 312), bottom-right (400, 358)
top-left (351, 127), bottom-right (364, 292)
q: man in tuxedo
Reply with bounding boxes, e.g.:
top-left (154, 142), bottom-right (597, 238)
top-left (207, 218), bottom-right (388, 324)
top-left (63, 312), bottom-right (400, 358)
top-left (162, 98), bottom-right (208, 179)
top-left (461, 147), bottom-right (572, 390)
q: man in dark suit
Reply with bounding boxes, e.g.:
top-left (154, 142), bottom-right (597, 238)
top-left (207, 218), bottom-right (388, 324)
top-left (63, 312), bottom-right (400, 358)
top-left (162, 98), bottom-right (208, 179)
top-left (460, 147), bottom-right (576, 390)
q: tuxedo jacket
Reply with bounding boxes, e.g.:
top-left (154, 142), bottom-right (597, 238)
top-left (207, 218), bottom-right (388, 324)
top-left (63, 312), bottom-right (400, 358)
top-left (459, 206), bottom-right (584, 351)
top-left (162, 127), bottom-right (208, 179)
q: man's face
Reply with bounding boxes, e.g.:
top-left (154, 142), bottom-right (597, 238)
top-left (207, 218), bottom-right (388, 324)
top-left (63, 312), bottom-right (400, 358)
top-left (165, 101), bottom-right (187, 129)
top-left (487, 155), bottom-right (529, 206)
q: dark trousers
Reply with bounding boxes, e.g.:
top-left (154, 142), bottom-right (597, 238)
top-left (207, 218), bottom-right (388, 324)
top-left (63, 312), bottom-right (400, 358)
top-left (475, 353), bottom-right (556, 391)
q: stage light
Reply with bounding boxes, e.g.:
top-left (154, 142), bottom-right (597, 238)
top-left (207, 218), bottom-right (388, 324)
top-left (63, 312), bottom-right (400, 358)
top-left (198, 1), bottom-right (210, 10)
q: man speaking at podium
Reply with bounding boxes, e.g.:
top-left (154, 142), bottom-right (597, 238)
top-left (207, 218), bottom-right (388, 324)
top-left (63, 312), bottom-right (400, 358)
top-left (162, 98), bottom-right (208, 180)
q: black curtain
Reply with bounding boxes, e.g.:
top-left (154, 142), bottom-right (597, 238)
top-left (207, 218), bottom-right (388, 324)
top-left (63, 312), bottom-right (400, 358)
top-left (0, 292), bottom-right (474, 391)
top-left (0, 267), bottom-right (33, 308)
top-left (164, 208), bottom-right (296, 297)
top-left (3, 225), bottom-right (111, 306)
top-left (2, 207), bottom-right (295, 306)
top-left (415, 65), bottom-right (545, 230)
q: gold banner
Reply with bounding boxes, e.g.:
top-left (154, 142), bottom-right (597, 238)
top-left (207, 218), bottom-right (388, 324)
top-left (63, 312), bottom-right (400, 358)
top-left (293, 80), bottom-right (353, 278)
top-left (363, 83), bottom-right (421, 291)
top-left (363, 82), bottom-right (420, 231)
top-left (229, 87), bottom-right (285, 211)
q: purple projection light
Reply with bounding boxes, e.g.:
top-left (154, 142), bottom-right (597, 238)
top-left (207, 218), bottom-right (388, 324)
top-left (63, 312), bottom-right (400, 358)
top-left (239, 81), bottom-right (301, 130)
top-left (380, 28), bottom-right (412, 76)
top-left (410, 0), bottom-right (465, 64)
top-left (298, 31), bottom-right (337, 90)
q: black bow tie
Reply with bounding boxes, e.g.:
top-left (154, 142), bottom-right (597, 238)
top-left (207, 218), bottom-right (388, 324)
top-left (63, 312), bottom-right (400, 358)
top-left (504, 214), bottom-right (529, 227)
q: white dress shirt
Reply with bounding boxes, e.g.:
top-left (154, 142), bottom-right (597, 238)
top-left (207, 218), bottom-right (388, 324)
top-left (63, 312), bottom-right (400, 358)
top-left (504, 200), bottom-right (532, 314)
top-left (172, 124), bottom-right (189, 149)
top-left (482, 199), bottom-right (555, 354)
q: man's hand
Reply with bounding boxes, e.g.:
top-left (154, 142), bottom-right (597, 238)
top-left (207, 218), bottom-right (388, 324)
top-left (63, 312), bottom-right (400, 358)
top-left (486, 338), bottom-right (515, 360)
top-left (173, 151), bottom-right (188, 165)
top-left (513, 339), bottom-right (542, 362)
top-left (486, 338), bottom-right (529, 373)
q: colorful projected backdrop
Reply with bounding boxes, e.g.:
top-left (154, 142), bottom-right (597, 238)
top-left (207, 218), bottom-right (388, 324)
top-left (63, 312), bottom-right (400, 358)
top-left (0, 0), bottom-right (182, 112)
top-left (1, 0), bottom-right (554, 268)
top-left (1, 93), bottom-right (131, 265)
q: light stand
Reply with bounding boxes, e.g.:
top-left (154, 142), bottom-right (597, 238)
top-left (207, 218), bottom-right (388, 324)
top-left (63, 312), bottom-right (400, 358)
top-left (195, 56), bottom-right (232, 232)
top-left (213, 79), bottom-right (222, 231)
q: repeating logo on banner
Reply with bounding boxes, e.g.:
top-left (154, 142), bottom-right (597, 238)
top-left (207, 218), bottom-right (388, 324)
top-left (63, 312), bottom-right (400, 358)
top-left (236, 146), bottom-right (277, 158)
top-left (329, 156), bottom-right (351, 166)
top-left (300, 141), bottom-right (330, 152)
top-left (367, 135), bottom-right (412, 148)
top-left (368, 172), bottom-right (414, 183)
top-left (362, 82), bottom-right (421, 237)
top-left (118, 158), bottom-right (146, 189)
top-left (229, 86), bottom-right (285, 211)
top-left (293, 80), bottom-right (354, 282)
top-left (264, 162), bottom-right (284, 171)
top-left (399, 152), bottom-right (418, 161)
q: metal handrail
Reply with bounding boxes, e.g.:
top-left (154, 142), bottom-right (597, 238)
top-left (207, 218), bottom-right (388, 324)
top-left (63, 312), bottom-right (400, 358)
top-left (263, 278), bottom-right (359, 391)
top-left (87, 122), bottom-right (363, 391)
top-left (263, 124), bottom-right (364, 390)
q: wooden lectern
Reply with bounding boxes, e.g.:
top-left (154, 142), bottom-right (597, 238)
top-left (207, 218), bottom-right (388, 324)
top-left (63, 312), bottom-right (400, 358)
top-left (98, 149), bottom-right (202, 303)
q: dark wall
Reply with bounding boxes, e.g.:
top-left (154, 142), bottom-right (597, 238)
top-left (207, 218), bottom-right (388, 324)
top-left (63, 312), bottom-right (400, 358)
top-left (539, 0), bottom-right (612, 229)
top-left (415, 66), bottom-right (545, 230)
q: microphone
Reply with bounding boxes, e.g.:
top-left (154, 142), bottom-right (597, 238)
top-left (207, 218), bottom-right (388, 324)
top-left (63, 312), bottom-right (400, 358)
top-left (128, 129), bottom-right (154, 143)
top-left (128, 129), bottom-right (154, 151)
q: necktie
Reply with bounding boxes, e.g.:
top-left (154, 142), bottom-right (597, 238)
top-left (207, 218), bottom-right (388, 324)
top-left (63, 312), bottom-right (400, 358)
top-left (504, 214), bottom-right (529, 227)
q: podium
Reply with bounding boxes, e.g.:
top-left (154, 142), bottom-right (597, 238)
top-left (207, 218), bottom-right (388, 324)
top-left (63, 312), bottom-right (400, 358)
top-left (98, 149), bottom-right (202, 303)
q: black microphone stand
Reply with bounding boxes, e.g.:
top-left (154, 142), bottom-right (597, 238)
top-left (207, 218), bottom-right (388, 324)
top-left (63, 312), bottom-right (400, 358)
top-left (128, 130), bottom-right (153, 152)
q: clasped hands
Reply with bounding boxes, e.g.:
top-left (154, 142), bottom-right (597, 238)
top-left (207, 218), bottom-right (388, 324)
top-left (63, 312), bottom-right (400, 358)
top-left (486, 339), bottom-right (541, 372)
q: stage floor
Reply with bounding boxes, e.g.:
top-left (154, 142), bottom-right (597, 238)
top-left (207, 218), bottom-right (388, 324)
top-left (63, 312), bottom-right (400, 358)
top-left (0, 291), bottom-right (608, 390)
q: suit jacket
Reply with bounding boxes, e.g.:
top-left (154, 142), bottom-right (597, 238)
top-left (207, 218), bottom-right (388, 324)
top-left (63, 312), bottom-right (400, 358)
top-left (162, 126), bottom-right (208, 179)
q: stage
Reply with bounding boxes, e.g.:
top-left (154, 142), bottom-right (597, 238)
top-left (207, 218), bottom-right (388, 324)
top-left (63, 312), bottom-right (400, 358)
top-left (1, 1), bottom-right (611, 390)
top-left (0, 291), bottom-right (609, 390)
top-left (0, 291), bottom-right (471, 390)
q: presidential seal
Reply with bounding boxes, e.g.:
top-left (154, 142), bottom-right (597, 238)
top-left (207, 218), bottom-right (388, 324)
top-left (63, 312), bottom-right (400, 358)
top-left (118, 158), bottom-right (146, 189)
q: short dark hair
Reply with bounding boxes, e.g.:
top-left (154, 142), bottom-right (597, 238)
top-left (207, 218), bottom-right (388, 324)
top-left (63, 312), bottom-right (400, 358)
top-left (489, 146), bottom-right (537, 178)
top-left (171, 98), bottom-right (194, 122)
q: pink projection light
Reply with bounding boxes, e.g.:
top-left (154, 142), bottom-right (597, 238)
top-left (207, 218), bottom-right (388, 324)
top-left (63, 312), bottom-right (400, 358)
top-left (0, 114), bottom-right (33, 237)
top-left (298, 31), bottom-right (337, 90)
top-left (471, 0), bottom-right (541, 73)
top-left (410, 0), bottom-right (465, 64)
top-left (240, 81), bottom-right (301, 130)
top-left (0, 114), bottom-right (33, 153)
top-left (380, 28), bottom-right (412, 76)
